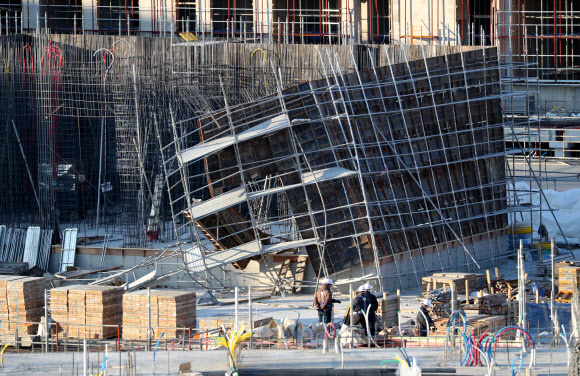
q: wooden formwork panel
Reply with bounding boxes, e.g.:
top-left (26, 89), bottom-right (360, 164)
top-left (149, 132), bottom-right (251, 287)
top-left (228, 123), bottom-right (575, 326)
top-left (193, 48), bottom-right (507, 275)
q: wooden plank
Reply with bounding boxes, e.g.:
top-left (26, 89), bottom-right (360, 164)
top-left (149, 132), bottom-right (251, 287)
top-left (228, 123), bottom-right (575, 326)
top-left (219, 294), bottom-right (271, 305)
top-left (292, 256), bottom-right (308, 294)
top-left (54, 265), bottom-right (124, 279)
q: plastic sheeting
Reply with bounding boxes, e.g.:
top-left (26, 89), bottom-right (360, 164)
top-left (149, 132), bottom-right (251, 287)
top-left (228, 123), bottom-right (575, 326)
top-left (525, 302), bottom-right (571, 333)
top-left (511, 181), bottom-right (580, 245)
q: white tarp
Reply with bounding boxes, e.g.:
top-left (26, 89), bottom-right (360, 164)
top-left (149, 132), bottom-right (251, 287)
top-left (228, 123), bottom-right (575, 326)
top-left (511, 181), bottom-right (580, 244)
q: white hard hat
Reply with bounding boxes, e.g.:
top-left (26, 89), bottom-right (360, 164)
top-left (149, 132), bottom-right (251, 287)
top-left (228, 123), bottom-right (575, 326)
top-left (422, 298), bottom-right (432, 307)
top-left (322, 278), bottom-right (334, 285)
top-left (357, 285), bottom-right (366, 292)
top-left (363, 283), bottom-right (372, 291)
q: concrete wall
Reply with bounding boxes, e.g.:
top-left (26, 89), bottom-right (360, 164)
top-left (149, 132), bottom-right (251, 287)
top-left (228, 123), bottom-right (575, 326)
top-left (48, 230), bottom-right (506, 294)
top-left (520, 83), bottom-right (580, 115)
top-left (49, 249), bottom-right (317, 294)
top-left (330, 232), bottom-right (508, 293)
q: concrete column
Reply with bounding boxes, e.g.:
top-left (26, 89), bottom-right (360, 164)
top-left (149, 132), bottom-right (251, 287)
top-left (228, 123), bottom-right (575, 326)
top-left (140, 0), bottom-right (154, 35)
top-left (341, 0), bottom-right (355, 43)
top-left (157, 0), bottom-right (175, 36)
top-left (352, 0), bottom-right (361, 43)
top-left (390, 0), bottom-right (457, 45)
top-left (254, 0), bottom-right (273, 41)
top-left (22, 0), bottom-right (42, 31)
top-left (197, 0), bottom-right (211, 37)
top-left (360, 0), bottom-right (369, 43)
top-left (81, 0), bottom-right (97, 34)
top-left (140, 0), bottom-right (175, 36)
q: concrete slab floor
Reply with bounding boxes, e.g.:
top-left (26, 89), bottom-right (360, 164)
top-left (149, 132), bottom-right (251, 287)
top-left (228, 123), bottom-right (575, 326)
top-left (0, 347), bottom-right (570, 375)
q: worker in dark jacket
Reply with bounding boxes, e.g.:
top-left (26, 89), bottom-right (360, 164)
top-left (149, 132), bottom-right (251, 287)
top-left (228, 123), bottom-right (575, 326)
top-left (362, 283), bottom-right (379, 336)
top-left (314, 278), bottom-right (336, 324)
top-left (351, 284), bottom-right (379, 336)
top-left (416, 298), bottom-right (436, 337)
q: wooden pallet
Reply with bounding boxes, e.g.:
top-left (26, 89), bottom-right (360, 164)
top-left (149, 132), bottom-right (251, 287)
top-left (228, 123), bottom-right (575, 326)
top-left (0, 334), bottom-right (37, 347)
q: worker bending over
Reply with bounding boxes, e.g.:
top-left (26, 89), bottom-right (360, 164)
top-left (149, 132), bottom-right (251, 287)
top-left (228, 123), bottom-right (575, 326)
top-left (314, 278), bottom-right (340, 324)
top-left (351, 283), bottom-right (379, 336)
top-left (416, 298), bottom-right (436, 336)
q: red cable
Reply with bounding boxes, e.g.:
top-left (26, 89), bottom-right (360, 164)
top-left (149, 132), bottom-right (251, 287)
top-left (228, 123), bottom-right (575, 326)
top-left (477, 330), bottom-right (489, 365)
top-left (324, 322), bottom-right (336, 340)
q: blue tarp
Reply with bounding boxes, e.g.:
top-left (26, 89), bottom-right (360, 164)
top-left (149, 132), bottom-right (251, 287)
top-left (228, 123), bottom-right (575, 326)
top-left (525, 302), bottom-right (571, 332)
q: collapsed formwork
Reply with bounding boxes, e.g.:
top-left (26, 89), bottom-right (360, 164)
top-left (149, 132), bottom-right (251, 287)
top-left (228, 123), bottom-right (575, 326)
top-left (168, 45), bottom-right (510, 290)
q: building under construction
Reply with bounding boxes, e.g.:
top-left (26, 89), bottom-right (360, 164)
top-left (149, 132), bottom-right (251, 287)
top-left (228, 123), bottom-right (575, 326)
top-left (0, 0), bottom-right (577, 291)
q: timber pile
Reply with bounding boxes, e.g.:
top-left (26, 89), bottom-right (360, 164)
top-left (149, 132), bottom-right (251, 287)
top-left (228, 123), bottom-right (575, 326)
top-left (197, 316), bottom-right (272, 332)
top-left (431, 301), bottom-right (451, 318)
top-left (426, 288), bottom-right (452, 302)
top-left (431, 314), bottom-right (505, 335)
top-left (50, 285), bottom-right (123, 339)
top-left (0, 262), bottom-right (29, 275)
top-left (492, 279), bottom-right (518, 297)
top-left (558, 266), bottom-right (580, 294)
top-left (375, 293), bottom-right (399, 328)
top-left (197, 317), bottom-right (235, 332)
top-left (122, 289), bottom-right (196, 340)
top-left (0, 276), bottom-right (44, 335)
top-left (469, 315), bottom-right (506, 333)
top-left (422, 273), bottom-right (486, 295)
top-left (479, 293), bottom-right (507, 314)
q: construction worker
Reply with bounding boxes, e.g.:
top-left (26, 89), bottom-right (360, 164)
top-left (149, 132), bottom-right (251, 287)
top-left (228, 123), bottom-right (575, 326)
top-left (362, 283), bottom-right (379, 335)
top-left (416, 298), bottom-right (436, 337)
top-left (350, 286), bottom-right (367, 331)
top-left (351, 284), bottom-right (379, 336)
top-left (314, 278), bottom-right (339, 324)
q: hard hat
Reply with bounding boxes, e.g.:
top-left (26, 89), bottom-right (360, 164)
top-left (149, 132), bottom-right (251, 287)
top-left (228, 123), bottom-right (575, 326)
top-left (422, 298), bottom-right (432, 307)
top-left (357, 285), bottom-right (365, 292)
top-left (322, 278), bottom-right (334, 285)
top-left (363, 283), bottom-right (372, 291)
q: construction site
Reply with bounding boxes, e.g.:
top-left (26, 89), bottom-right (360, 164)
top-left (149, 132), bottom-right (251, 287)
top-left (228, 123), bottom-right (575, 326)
top-left (0, 0), bottom-right (579, 375)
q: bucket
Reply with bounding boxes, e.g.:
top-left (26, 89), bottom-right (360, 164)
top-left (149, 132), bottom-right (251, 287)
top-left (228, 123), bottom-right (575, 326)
top-left (533, 241), bottom-right (556, 261)
top-left (508, 222), bottom-right (533, 235)
top-left (533, 241), bottom-right (552, 250)
top-left (508, 223), bottom-right (533, 249)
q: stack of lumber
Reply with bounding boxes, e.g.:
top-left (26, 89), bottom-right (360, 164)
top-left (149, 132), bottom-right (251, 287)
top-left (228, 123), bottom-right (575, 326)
top-left (479, 293), bottom-right (507, 314)
top-left (0, 276), bottom-right (44, 335)
top-left (197, 317), bottom-right (235, 333)
top-left (431, 314), bottom-right (505, 336)
top-left (558, 266), bottom-right (580, 293)
top-left (50, 285), bottom-right (123, 339)
top-left (422, 276), bottom-right (463, 294)
top-left (431, 301), bottom-right (451, 318)
top-left (375, 293), bottom-right (399, 328)
top-left (426, 288), bottom-right (452, 302)
top-left (492, 279), bottom-right (518, 297)
top-left (422, 273), bottom-right (486, 295)
top-left (122, 289), bottom-right (196, 340)
top-left (555, 260), bottom-right (580, 271)
top-left (50, 288), bottom-right (69, 334)
top-left (197, 316), bottom-right (271, 332)
top-left (0, 262), bottom-right (29, 275)
top-left (469, 315), bottom-right (506, 333)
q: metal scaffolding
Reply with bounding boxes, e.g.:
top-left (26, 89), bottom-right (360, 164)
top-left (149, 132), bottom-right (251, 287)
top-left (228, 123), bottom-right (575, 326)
top-left (166, 44), bottom-right (511, 290)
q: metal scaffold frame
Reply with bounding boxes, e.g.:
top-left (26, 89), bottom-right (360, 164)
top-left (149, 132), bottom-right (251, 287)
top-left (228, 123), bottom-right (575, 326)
top-left (164, 43), bottom-right (512, 290)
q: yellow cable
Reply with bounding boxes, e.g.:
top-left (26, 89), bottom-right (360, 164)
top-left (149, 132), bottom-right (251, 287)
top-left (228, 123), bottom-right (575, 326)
top-left (250, 48), bottom-right (268, 87)
top-left (1, 343), bottom-right (11, 365)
